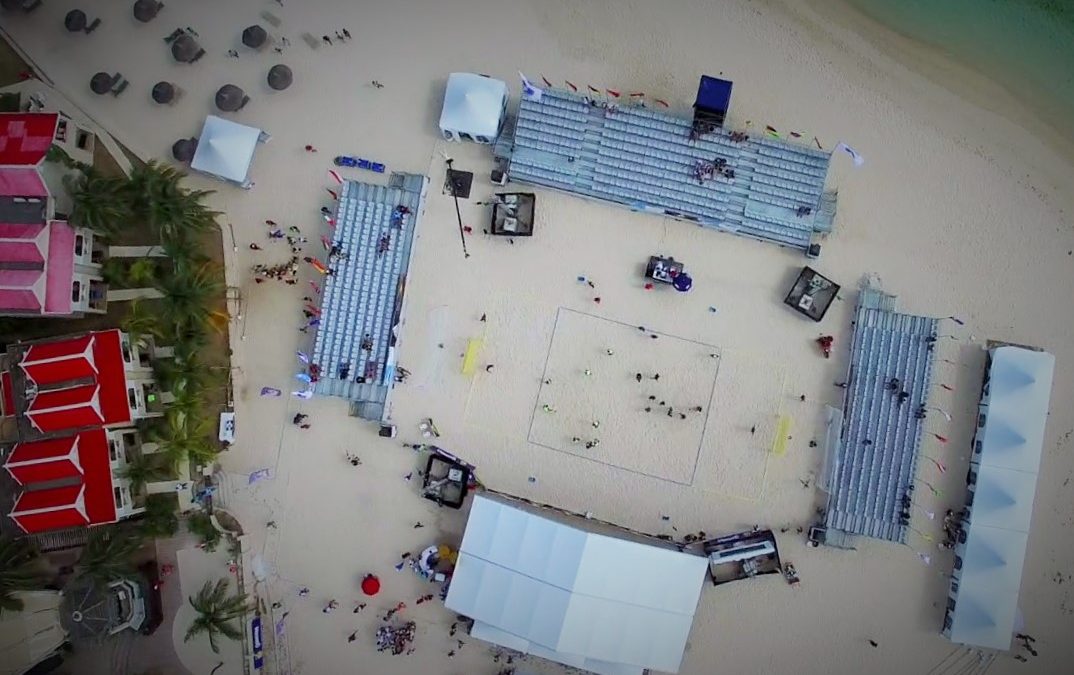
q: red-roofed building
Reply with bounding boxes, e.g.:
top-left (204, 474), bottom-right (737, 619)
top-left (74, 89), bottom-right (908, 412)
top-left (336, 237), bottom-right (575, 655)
top-left (3, 427), bottom-right (147, 534)
top-left (1, 329), bottom-right (161, 443)
top-left (0, 112), bottom-right (106, 318)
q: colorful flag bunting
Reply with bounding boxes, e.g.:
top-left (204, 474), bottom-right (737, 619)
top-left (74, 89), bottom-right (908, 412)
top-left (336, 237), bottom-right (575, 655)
top-left (564, 80), bottom-right (578, 92)
top-left (328, 169), bottom-right (343, 184)
top-left (606, 89), bottom-right (621, 98)
top-left (653, 98), bottom-right (669, 107)
top-left (541, 75), bottom-right (552, 87)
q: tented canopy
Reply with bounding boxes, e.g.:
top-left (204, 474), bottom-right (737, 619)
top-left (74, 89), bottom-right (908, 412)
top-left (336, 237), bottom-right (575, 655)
top-left (190, 115), bottom-right (262, 186)
top-left (438, 72), bottom-right (508, 142)
top-left (445, 494), bottom-right (708, 675)
top-left (946, 346), bottom-right (1054, 650)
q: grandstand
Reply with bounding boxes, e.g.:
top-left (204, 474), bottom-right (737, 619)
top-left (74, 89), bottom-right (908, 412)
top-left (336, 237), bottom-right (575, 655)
top-left (822, 286), bottom-right (939, 544)
top-left (501, 88), bottom-right (837, 252)
top-left (311, 173), bottom-right (428, 420)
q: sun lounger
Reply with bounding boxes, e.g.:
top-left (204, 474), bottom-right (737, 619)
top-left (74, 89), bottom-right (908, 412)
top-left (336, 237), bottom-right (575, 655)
top-left (111, 78), bottom-right (129, 97)
top-left (85, 17), bottom-right (101, 33)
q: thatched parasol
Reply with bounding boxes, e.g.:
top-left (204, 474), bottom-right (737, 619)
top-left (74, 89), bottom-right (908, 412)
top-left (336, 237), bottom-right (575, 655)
top-left (1, 0), bottom-right (24, 10)
top-left (267, 64), bottom-right (292, 91)
top-left (215, 84), bottom-right (246, 112)
top-left (170, 34), bottom-right (199, 63)
top-left (172, 138), bottom-right (197, 162)
top-left (241, 25), bottom-right (267, 49)
top-left (132, 0), bottom-right (161, 23)
top-left (90, 72), bottom-right (113, 95)
top-left (64, 9), bottom-right (87, 32)
top-left (152, 81), bottom-right (175, 104)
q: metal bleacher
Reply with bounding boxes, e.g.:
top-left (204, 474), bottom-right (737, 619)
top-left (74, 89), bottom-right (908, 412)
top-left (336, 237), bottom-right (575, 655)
top-left (311, 173), bottom-right (428, 421)
top-left (824, 286), bottom-right (939, 544)
top-left (505, 88), bottom-right (837, 252)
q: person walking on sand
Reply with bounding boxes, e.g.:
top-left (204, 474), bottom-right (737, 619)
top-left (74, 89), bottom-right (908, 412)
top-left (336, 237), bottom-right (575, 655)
top-left (305, 145), bottom-right (318, 153)
top-left (371, 80), bottom-right (384, 89)
top-left (249, 243), bottom-right (263, 250)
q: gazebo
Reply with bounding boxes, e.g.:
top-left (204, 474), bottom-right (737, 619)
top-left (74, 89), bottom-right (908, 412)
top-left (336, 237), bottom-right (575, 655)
top-left (267, 64), bottom-right (292, 91)
top-left (241, 24), bottom-right (268, 49)
top-left (438, 72), bottom-right (508, 144)
top-left (189, 115), bottom-right (268, 188)
top-left (90, 72), bottom-right (114, 95)
top-left (64, 9), bottom-right (87, 31)
top-left (132, 0), bottom-right (162, 23)
top-left (171, 137), bottom-right (197, 162)
top-left (151, 81), bottom-right (177, 104)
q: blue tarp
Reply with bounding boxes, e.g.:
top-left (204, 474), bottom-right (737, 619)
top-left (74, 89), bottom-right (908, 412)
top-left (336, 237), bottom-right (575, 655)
top-left (695, 75), bottom-right (733, 115)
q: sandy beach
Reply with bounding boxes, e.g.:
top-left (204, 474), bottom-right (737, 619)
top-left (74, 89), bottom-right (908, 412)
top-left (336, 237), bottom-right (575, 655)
top-left (4, 0), bottom-right (1073, 673)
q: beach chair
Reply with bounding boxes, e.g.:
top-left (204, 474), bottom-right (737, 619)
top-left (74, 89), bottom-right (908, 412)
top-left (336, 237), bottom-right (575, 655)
top-left (189, 48), bottom-right (206, 63)
top-left (237, 95), bottom-right (250, 111)
top-left (163, 28), bottom-right (183, 43)
top-left (111, 78), bottom-right (129, 97)
top-left (20, 0), bottom-right (43, 12)
top-left (85, 18), bottom-right (101, 33)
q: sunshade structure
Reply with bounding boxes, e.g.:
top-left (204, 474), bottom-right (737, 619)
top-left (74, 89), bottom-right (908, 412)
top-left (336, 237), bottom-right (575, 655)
top-left (64, 9), bottom-right (87, 32)
top-left (189, 115), bottom-right (264, 187)
top-left (943, 346), bottom-right (1055, 650)
top-left (132, 0), bottom-right (161, 23)
top-left (267, 64), bottom-right (292, 91)
top-left (171, 137), bottom-right (197, 162)
top-left (242, 24), bottom-right (268, 49)
top-left (446, 494), bottom-right (708, 675)
top-left (89, 72), bottom-right (113, 95)
top-left (214, 84), bottom-right (247, 112)
top-left (361, 574), bottom-right (380, 596)
top-left (151, 81), bottom-right (175, 104)
top-left (170, 34), bottom-right (199, 63)
top-left (438, 72), bottom-right (508, 143)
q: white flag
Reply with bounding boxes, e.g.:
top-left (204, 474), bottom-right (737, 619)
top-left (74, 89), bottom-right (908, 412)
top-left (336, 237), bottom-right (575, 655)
top-left (519, 71), bottom-right (543, 102)
top-left (834, 142), bottom-right (865, 167)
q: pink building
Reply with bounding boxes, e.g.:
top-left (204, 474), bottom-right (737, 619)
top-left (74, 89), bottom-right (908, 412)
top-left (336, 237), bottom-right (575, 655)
top-left (0, 112), bottom-right (106, 317)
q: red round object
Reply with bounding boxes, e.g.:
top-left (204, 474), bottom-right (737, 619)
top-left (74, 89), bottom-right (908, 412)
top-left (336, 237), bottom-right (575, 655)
top-left (361, 574), bottom-right (381, 596)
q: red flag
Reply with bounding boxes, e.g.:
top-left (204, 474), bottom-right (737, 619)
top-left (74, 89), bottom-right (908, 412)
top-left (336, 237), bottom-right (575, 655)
top-left (653, 98), bottom-right (669, 107)
top-left (541, 75), bottom-right (552, 87)
top-left (629, 92), bottom-right (645, 98)
top-left (606, 89), bottom-right (621, 98)
top-left (929, 458), bottom-right (947, 473)
top-left (564, 80), bottom-right (578, 92)
top-left (932, 433), bottom-right (949, 444)
top-left (328, 169), bottom-right (343, 184)
top-left (326, 188), bottom-right (338, 200)
top-left (587, 84), bottom-right (600, 94)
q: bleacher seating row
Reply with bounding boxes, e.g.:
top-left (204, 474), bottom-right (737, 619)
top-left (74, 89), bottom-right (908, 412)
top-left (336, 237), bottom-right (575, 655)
top-left (506, 88), bottom-right (836, 251)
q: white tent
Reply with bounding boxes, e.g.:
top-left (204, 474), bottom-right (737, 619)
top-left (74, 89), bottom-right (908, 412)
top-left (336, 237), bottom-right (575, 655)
top-left (946, 346), bottom-right (1054, 650)
top-left (438, 73), bottom-right (508, 144)
top-left (190, 115), bottom-right (265, 187)
top-left (445, 494), bottom-right (708, 675)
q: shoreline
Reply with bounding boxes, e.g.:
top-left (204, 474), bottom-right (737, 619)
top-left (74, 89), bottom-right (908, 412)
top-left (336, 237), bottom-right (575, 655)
top-left (770, 0), bottom-right (1074, 212)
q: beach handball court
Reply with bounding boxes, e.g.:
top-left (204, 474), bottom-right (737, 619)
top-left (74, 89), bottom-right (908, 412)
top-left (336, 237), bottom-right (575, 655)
top-left (464, 307), bottom-right (784, 498)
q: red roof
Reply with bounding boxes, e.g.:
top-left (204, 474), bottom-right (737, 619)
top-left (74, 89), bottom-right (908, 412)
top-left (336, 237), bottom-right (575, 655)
top-left (0, 113), bottom-right (58, 166)
top-left (7, 429), bottom-right (117, 533)
top-left (44, 220), bottom-right (74, 314)
top-left (0, 167), bottom-right (48, 197)
top-left (18, 330), bottom-right (131, 433)
top-left (0, 219), bottom-right (77, 316)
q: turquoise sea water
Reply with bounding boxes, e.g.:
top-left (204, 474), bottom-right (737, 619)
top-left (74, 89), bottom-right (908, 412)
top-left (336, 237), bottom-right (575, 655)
top-left (843, 0), bottom-right (1074, 131)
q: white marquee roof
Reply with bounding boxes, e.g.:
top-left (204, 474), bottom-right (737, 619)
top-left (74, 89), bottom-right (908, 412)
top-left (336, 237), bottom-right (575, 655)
top-left (947, 346), bottom-right (1054, 650)
top-left (445, 494), bottom-right (708, 675)
top-left (438, 72), bottom-right (507, 138)
top-left (190, 115), bottom-right (262, 184)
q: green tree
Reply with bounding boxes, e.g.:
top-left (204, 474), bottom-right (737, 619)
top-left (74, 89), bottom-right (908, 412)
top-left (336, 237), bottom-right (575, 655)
top-left (0, 537), bottom-right (48, 615)
top-left (127, 258), bottom-right (158, 287)
top-left (129, 161), bottom-right (220, 243)
top-left (66, 168), bottom-right (131, 239)
top-left (121, 299), bottom-right (163, 343)
top-left (185, 513), bottom-right (222, 552)
top-left (119, 451), bottom-right (170, 495)
top-left (183, 578), bottom-right (249, 653)
top-left (138, 495), bottom-right (179, 539)
top-left (150, 412), bottom-right (217, 468)
top-left (77, 528), bottom-right (143, 584)
top-left (156, 261), bottom-right (224, 337)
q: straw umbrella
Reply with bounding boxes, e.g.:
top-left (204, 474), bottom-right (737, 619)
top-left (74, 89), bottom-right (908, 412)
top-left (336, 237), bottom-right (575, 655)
top-left (215, 84), bottom-right (246, 112)
top-left (241, 25), bottom-right (267, 49)
top-left (64, 9), bottom-right (87, 32)
top-left (90, 72), bottom-right (113, 95)
top-left (171, 138), bottom-right (197, 163)
top-left (171, 34), bottom-right (199, 63)
top-left (152, 81), bottom-right (176, 104)
top-left (267, 64), bottom-right (292, 91)
top-left (132, 0), bottom-right (161, 23)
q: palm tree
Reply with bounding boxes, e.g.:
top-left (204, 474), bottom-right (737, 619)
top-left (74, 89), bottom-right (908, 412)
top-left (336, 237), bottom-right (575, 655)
top-left (138, 495), bottom-right (179, 538)
top-left (150, 411), bottom-right (217, 468)
top-left (66, 168), bottom-right (132, 239)
top-left (121, 299), bottom-right (163, 344)
top-left (156, 261), bottom-right (224, 336)
top-left (129, 161), bottom-right (220, 243)
top-left (119, 450), bottom-right (170, 495)
top-left (0, 537), bottom-right (48, 615)
top-left (127, 258), bottom-right (158, 287)
top-left (77, 528), bottom-right (143, 584)
top-left (184, 578), bottom-right (249, 653)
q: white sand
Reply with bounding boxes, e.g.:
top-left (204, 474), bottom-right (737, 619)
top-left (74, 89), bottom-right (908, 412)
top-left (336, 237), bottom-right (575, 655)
top-left (5, 0), bottom-right (1073, 673)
